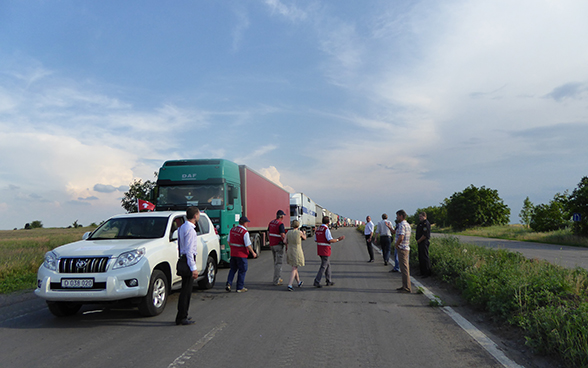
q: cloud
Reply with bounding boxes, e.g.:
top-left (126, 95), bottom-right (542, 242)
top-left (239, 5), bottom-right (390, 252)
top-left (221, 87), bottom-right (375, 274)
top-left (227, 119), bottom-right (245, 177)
top-left (78, 196), bottom-right (99, 201)
top-left (544, 82), bottom-right (588, 102)
top-left (93, 184), bottom-right (127, 193)
top-left (264, 0), bottom-right (308, 22)
top-left (259, 166), bottom-right (295, 193)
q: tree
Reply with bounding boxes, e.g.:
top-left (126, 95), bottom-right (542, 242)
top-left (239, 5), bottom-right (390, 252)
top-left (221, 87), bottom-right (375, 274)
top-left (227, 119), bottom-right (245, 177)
top-left (519, 196), bottom-right (535, 228)
top-left (530, 192), bottom-right (570, 232)
top-left (566, 176), bottom-right (588, 237)
top-left (445, 185), bottom-right (510, 230)
top-left (26, 220), bottom-right (43, 229)
top-left (121, 178), bottom-right (156, 213)
top-left (412, 204), bottom-right (448, 227)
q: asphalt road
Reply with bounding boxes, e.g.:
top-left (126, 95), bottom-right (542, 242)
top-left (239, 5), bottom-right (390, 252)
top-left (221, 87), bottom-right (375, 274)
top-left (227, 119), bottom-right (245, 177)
top-left (432, 233), bottom-right (588, 270)
top-left (1, 228), bottom-right (512, 368)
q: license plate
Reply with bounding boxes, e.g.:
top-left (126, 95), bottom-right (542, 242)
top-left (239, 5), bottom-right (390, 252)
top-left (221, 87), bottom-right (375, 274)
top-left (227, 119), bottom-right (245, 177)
top-left (61, 278), bottom-right (94, 288)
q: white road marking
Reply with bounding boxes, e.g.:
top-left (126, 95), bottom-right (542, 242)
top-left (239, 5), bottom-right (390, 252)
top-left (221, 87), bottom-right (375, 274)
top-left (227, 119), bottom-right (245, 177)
top-left (167, 322), bottom-right (227, 368)
top-left (411, 277), bottom-right (525, 368)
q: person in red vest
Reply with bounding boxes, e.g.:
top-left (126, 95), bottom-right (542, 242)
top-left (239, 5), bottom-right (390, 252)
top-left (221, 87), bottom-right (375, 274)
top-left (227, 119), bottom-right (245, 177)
top-left (268, 210), bottom-right (287, 285)
top-left (313, 216), bottom-right (345, 288)
top-left (226, 216), bottom-right (257, 293)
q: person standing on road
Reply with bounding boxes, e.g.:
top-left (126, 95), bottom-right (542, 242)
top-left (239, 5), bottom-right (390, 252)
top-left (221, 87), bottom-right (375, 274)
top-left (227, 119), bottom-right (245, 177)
top-left (377, 214), bottom-right (394, 265)
top-left (176, 207), bottom-right (200, 326)
top-left (394, 210), bottom-right (412, 293)
top-left (226, 216), bottom-right (257, 293)
top-left (285, 220), bottom-right (307, 291)
top-left (364, 216), bottom-right (375, 262)
top-left (389, 219), bottom-right (401, 273)
top-left (314, 216), bottom-right (345, 288)
top-left (268, 210), bottom-right (287, 285)
top-left (416, 212), bottom-right (432, 278)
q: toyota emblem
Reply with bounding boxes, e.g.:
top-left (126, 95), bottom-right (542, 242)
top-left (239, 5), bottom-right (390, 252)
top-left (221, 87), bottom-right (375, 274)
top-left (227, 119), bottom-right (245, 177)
top-left (76, 259), bottom-right (88, 269)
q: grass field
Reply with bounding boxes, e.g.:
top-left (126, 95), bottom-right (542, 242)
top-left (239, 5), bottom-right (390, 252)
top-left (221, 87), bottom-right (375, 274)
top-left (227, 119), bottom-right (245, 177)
top-left (0, 227), bottom-right (95, 293)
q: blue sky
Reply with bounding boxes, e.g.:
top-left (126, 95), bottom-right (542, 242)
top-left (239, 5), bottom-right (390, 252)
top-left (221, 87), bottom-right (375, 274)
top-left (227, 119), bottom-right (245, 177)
top-left (1, 0), bottom-right (587, 229)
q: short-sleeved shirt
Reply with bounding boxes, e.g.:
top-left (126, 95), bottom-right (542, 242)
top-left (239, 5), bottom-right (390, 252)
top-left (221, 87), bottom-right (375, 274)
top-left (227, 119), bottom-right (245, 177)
top-left (377, 220), bottom-right (393, 236)
top-left (396, 220), bottom-right (411, 250)
top-left (416, 220), bottom-right (431, 244)
top-left (364, 221), bottom-right (374, 236)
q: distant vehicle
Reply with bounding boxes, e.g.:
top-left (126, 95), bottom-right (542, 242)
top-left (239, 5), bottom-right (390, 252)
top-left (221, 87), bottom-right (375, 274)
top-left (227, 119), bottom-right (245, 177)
top-left (290, 193), bottom-right (317, 237)
top-left (35, 211), bottom-right (220, 317)
top-left (152, 159), bottom-right (290, 263)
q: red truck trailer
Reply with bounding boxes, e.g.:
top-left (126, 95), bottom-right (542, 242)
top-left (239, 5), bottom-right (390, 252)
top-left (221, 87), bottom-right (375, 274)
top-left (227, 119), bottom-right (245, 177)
top-left (239, 165), bottom-right (290, 248)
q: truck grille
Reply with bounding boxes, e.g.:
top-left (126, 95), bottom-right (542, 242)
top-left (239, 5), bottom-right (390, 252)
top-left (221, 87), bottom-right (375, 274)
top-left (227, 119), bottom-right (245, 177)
top-left (59, 257), bottom-right (110, 273)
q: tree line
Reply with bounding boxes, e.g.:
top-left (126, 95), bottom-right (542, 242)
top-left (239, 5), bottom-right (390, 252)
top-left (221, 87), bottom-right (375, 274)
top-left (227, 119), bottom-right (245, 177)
top-left (410, 176), bottom-right (588, 237)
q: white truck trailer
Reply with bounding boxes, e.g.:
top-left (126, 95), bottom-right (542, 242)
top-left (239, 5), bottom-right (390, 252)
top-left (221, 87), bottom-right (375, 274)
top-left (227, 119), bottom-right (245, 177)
top-left (289, 193), bottom-right (317, 237)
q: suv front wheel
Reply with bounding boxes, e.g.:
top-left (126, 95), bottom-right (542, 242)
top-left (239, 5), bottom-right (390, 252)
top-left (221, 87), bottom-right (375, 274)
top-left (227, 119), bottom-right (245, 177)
top-left (138, 269), bottom-right (168, 316)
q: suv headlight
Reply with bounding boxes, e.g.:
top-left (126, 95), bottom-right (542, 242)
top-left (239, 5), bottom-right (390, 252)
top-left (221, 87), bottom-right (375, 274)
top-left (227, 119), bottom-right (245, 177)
top-left (43, 251), bottom-right (58, 271)
top-left (113, 248), bottom-right (146, 269)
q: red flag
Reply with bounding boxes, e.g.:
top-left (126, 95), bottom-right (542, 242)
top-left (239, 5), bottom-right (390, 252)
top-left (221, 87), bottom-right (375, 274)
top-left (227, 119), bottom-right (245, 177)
top-left (138, 199), bottom-right (155, 212)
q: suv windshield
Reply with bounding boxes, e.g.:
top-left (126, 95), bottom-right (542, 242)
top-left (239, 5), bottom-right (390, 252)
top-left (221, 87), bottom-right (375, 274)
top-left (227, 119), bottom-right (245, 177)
top-left (156, 184), bottom-right (225, 210)
top-left (89, 217), bottom-right (168, 240)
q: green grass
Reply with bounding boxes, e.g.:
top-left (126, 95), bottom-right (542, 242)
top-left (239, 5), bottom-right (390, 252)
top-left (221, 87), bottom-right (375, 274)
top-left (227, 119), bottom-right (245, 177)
top-left (0, 227), bottom-right (94, 293)
top-left (430, 236), bottom-right (588, 367)
top-left (435, 224), bottom-right (588, 248)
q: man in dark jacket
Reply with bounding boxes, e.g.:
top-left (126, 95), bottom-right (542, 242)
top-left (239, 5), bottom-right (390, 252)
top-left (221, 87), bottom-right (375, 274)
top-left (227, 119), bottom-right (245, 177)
top-left (416, 212), bottom-right (432, 278)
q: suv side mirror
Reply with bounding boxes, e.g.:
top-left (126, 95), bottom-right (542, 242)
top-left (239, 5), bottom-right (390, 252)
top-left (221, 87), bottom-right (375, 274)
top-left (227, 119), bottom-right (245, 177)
top-left (82, 232), bottom-right (92, 240)
top-left (171, 230), bottom-right (178, 242)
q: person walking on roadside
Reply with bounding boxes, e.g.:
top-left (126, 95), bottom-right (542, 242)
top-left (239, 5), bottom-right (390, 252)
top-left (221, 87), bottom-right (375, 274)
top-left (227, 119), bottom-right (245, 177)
top-left (394, 210), bottom-right (412, 293)
top-left (286, 220), bottom-right (307, 291)
top-left (377, 214), bottom-right (394, 265)
top-left (416, 212), bottom-right (432, 278)
top-left (175, 207), bottom-right (200, 325)
top-left (314, 216), bottom-right (345, 288)
top-left (268, 210), bottom-right (287, 285)
top-left (364, 216), bottom-right (375, 262)
top-left (226, 216), bottom-right (257, 293)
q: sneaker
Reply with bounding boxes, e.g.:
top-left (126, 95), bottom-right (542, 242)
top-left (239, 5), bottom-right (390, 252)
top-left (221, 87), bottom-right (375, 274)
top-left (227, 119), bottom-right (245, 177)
top-left (326, 281), bottom-right (335, 286)
top-left (288, 285), bottom-right (294, 291)
top-left (274, 278), bottom-right (283, 286)
top-left (236, 288), bottom-right (248, 293)
top-left (298, 281), bottom-right (304, 288)
top-left (313, 282), bottom-right (322, 288)
top-left (225, 284), bottom-right (231, 292)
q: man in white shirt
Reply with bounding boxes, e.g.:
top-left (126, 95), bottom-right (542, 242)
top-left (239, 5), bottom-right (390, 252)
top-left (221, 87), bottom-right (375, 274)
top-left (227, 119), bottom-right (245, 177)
top-left (377, 214), bottom-right (394, 265)
top-left (176, 207), bottom-right (200, 325)
top-left (364, 216), bottom-right (375, 262)
top-left (394, 210), bottom-right (412, 293)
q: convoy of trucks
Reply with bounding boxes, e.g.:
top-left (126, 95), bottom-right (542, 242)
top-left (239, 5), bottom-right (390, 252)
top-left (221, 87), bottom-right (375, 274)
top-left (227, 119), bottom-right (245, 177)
top-left (153, 159), bottom-right (291, 264)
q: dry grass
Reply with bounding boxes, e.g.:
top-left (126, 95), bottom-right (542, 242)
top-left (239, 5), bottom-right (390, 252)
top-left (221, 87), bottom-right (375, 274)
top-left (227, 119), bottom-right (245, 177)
top-left (0, 227), bottom-right (95, 293)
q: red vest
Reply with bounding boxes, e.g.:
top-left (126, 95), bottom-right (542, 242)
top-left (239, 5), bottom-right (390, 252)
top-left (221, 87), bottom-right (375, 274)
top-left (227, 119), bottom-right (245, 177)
top-left (268, 219), bottom-right (283, 246)
top-left (229, 226), bottom-right (249, 258)
top-left (315, 225), bottom-right (331, 257)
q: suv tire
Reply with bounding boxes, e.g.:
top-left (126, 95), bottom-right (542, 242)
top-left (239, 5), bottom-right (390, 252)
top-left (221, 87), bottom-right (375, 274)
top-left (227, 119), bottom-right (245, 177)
top-left (138, 269), bottom-right (168, 316)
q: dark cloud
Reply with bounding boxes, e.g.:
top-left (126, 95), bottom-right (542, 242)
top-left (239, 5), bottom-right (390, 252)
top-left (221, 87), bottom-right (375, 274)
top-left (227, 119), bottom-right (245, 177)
top-left (544, 82), bottom-right (588, 102)
top-left (93, 184), bottom-right (127, 193)
top-left (7, 184), bottom-right (20, 190)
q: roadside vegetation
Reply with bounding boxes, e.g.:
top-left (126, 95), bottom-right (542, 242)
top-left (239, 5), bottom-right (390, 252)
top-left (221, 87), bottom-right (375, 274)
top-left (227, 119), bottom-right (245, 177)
top-left (427, 236), bottom-right (588, 367)
top-left (0, 227), bottom-right (95, 294)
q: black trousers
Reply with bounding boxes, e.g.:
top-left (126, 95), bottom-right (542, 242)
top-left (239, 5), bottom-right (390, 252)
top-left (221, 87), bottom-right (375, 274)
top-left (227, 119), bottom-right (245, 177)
top-left (365, 235), bottom-right (374, 261)
top-left (176, 273), bottom-right (194, 323)
top-left (418, 241), bottom-right (431, 276)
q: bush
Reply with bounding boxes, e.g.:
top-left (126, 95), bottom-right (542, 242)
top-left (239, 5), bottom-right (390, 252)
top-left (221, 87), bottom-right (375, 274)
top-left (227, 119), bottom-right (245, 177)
top-left (431, 236), bottom-right (588, 367)
top-left (568, 176), bottom-right (588, 237)
top-left (530, 193), bottom-right (570, 232)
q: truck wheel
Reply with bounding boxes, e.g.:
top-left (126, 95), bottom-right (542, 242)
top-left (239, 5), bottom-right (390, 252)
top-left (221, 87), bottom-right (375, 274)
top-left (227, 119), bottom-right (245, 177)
top-left (197, 256), bottom-right (217, 289)
top-left (251, 234), bottom-right (261, 257)
top-left (138, 269), bottom-right (168, 316)
top-left (46, 301), bottom-right (82, 317)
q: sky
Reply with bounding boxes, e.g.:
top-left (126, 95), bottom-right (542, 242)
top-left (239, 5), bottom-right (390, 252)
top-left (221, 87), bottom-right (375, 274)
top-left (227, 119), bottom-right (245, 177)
top-left (1, 0), bottom-right (587, 230)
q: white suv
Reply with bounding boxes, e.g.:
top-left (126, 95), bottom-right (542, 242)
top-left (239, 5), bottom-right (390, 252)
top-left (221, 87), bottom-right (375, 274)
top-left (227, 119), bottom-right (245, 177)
top-left (35, 211), bottom-right (220, 317)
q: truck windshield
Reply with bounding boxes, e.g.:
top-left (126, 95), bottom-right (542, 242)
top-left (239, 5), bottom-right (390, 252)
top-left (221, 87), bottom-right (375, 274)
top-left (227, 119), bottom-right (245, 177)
top-left (89, 217), bottom-right (168, 240)
top-left (157, 184), bottom-right (225, 210)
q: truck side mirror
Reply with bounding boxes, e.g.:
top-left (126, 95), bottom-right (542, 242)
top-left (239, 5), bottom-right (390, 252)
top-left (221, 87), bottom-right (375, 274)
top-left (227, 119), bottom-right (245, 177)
top-left (227, 204), bottom-right (234, 210)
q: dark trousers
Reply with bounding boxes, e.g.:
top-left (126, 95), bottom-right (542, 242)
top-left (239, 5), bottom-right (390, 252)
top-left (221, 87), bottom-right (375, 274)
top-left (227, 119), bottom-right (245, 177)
top-left (314, 256), bottom-right (332, 284)
top-left (380, 235), bottom-right (391, 263)
top-left (227, 256), bottom-right (248, 290)
top-left (176, 273), bottom-right (194, 323)
top-left (365, 235), bottom-right (374, 261)
top-left (418, 241), bottom-right (431, 276)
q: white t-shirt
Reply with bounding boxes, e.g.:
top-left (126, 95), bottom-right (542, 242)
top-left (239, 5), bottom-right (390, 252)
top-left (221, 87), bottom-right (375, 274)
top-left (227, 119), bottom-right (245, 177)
top-left (364, 221), bottom-right (374, 235)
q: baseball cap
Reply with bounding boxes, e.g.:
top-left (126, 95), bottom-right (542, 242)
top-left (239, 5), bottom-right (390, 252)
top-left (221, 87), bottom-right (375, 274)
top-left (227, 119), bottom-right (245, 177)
top-left (276, 210), bottom-right (286, 217)
top-left (239, 216), bottom-right (250, 224)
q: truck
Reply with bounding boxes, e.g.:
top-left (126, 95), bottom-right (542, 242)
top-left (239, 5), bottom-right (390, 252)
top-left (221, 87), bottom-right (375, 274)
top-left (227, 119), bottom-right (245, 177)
top-left (153, 159), bottom-right (291, 264)
top-left (289, 193), bottom-right (317, 237)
